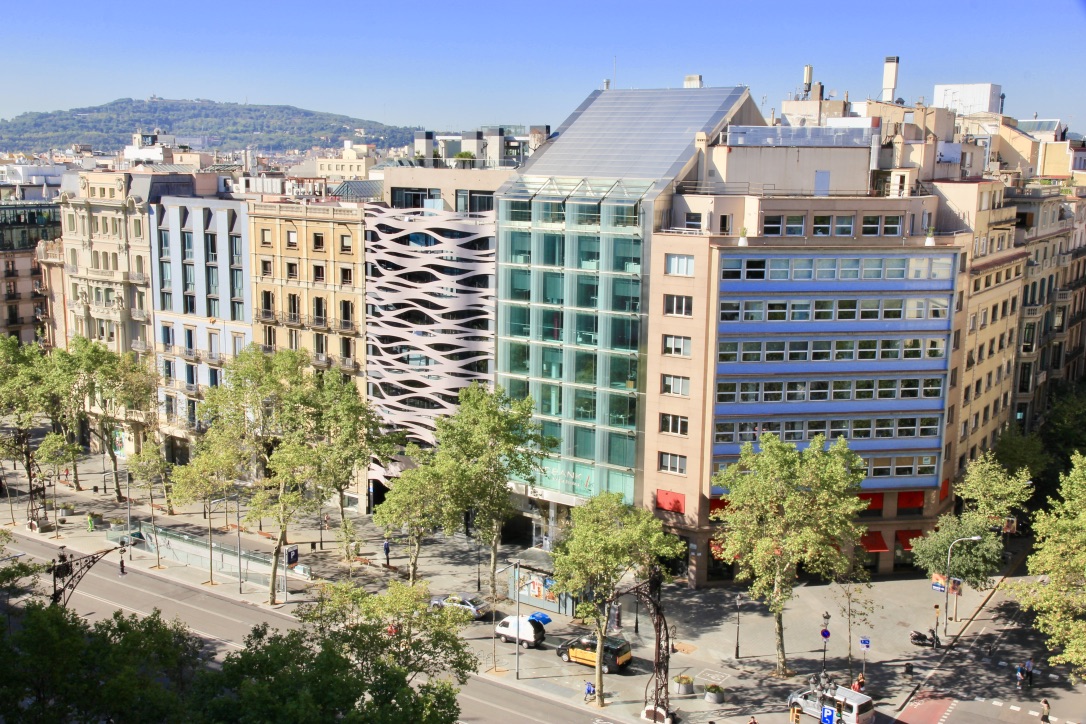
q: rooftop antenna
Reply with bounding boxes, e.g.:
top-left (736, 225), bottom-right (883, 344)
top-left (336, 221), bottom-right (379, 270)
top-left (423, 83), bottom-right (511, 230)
top-left (802, 64), bottom-right (813, 100)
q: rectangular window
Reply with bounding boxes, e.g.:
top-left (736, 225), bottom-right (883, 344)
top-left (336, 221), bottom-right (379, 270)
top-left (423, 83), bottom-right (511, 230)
top-left (340, 234), bottom-right (353, 252)
top-left (663, 335), bottom-right (692, 356)
top-left (313, 233), bottom-right (325, 250)
top-left (883, 216), bottom-right (902, 236)
top-left (341, 267), bottom-right (353, 285)
top-left (261, 260), bottom-right (272, 277)
top-left (664, 294), bottom-right (694, 316)
top-left (744, 259), bottom-right (766, 279)
top-left (660, 413), bottom-right (689, 436)
top-left (718, 341), bottom-right (738, 362)
top-left (767, 341), bottom-right (787, 361)
top-left (286, 230), bottom-right (298, 248)
top-left (715, 422), bottom-right (736, 443)
top-left (721, 258), bottom-right (742, 280)
top-left (662, 374), bottom-right (690, 396)
top-left (742, 301), bottom-right (763, 321)
top-left (834, 215), bottom-right (855, 236)
top-left (182, 232), bottom-right (194, 260)
top-left (763, 215), bottom-right (783, 236)
top-left (659, 452), bottom-right (687, 475)
top-left (785, 215), bottom-right (805, 236)
top-left (813, 215), bottom-right (832, 236)
top-left (313, 265), bottom-right (326, 283)
top-left (286, 263), bottom-right (298, 279)
top-left (716, 381), bottom-right (737, 403)
top-left (664, 254), bottom-right (694, 276)
top-left (260, 229), bottom-right (271, 246)
top-left (719, 301), bottom-right (740, 321)
top-left (861, 216), bottom-right (880, 235)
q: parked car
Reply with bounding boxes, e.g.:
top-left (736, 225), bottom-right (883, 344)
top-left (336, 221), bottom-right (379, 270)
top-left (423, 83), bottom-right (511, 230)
top-left (494, 615), bottom-right (546, 648)
top-left (787, 685), bottom-right (874, 724)
top-left (556, 634), bottom-right (632, 674)
top-left (428, 592), bottom-right (490, 619)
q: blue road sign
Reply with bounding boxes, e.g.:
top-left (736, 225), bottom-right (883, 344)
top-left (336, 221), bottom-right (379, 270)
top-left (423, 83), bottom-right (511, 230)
top-left (932, 581), bottom-right (946, 592)
top-left (821, 705), bottom-right (836, 724)
top-left (860, 637), bottom-right (871, 650)
top-left (821, 628), bottom-right (831, 639)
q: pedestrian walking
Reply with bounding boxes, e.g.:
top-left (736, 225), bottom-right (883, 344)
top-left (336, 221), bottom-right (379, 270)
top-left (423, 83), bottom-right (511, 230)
top-left (119, 559), bottom-right (126, 576)
top-left (87, 513), bottom-right (94, 532)
top-left (64, 468), bottom-right (69, 484)
top-left (1040, 698), bottom-right (1050, 722)
top-left (1016, 664), bottom-right (1024, 689)
top-left (383, 539), bottom-right (391, 567)
top-left (323, 513), bottom-right (330, 530)
top-left (747, 717), bottom-right (759, 724)
top-left (1026, 656), bottom-right (1035, 687)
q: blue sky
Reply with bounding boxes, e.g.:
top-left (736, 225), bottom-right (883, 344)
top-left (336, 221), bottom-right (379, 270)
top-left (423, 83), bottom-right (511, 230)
top-left (7, 0), bottom-right (1086, 133)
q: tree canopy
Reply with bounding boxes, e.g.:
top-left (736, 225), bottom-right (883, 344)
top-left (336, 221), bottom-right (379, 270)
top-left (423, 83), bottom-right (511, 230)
top-left (710, 433), bottom-right (867, 676)
top-left (909, 512), bottom-right (1003, 590)
top-left (956, 450), bottom-right (1034, 521)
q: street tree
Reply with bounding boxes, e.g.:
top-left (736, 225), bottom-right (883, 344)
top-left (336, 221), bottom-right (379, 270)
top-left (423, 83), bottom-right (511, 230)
top-left (0, 337), bottom-right (51, 517)
top-left (128, 444), bottom-right (173, 569)
top-left (831, 567), bottom-right (881, 680)
top-left (957, 450), bottom-right (1034, 521)
top-left (909, 512), bottom-right (1003, 592)
top-left (170, 424), bottom-right (248, 586)
top-left (34, 432), bottom-right (80, 536)
top-left (311, 371), bottom-right (401, 561)
top-left (433, 382), bottom-right (550, 605)
top-left (38, 346), bottom-right (88, 491)
top-left (0, 528), bottom-right (43, 624)
top-left (196, 346), bottom-right (314, 603)
top-left (710, 433), bottom-right (867, 676)
top-left (993, 423), bottom-right (1051, 483)
top-left (1010, 452), bottom-right (1086, 679)
top-left (374, 448), bottom-right (448, 584)
top-left (551, 492), bottom-right (683, 707)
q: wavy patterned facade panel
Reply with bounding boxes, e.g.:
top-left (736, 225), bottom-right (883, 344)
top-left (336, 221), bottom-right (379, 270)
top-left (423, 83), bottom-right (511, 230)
top-left (364, 206), bottom-right (495, 444)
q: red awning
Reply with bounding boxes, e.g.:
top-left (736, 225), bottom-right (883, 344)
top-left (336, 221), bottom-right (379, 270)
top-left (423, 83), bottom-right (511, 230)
top-left (861, 531), bottom-right (890, 553)
top-left (896, 529), bottom-right (922, 551)
top-left (898, 491), bottom-right (925, 508)
top-left (655, 490), bottom-right (686, 514)
top-left (859, 493), bottom-right (884, 510)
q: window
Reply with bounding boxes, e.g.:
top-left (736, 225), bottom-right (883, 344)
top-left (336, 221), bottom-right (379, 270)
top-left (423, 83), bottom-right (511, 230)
top-left (313, 265), bottom-right (326, 283)
top-left (721, 259), bottom-right (741, 280)
top-left (286, 230), bottom-right (298, 248)
top-left (341, 267), bottom-right (353, 285)
top-left (660, 413), bottom-right (689, 436)
top-left (883, 216), bottom-right (902, 236)
top-left (340, 234), bottom-right (353, 252)
top-left (785, 215), bottom-right (805, 236)
top-left (684, 212), bottom-right (702, 230)
top-left (286, 263), bottom-right (298, 279)
top-left (663, 335), bottom-right (692, 356)
top-left (763, 215), bottom-right (783, 236)
top-left (313, 233), bottom-right (325, 251)
top-left (261, 260), bottom-right (272, 277)
top-left (660, 374), bottom-right (690, 397)
top-left (664, 294), bottom-right (694, 316)
top-left (813, 215), bottom-right (832, 236)
top-left (260, 229), bottom-right (271, 246)
top-left (834, 215), bottom-right (855, 236)
top-left (659, 452), bottom-right (687, 475)
top-left (664, 254), bottom-right (694, 276)
top-left (862, 216), bottom-right (880, 235)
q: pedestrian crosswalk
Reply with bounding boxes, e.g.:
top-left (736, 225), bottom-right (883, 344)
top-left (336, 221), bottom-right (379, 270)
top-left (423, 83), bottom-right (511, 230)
top-left (974, 696), bottom-right (1076, 723)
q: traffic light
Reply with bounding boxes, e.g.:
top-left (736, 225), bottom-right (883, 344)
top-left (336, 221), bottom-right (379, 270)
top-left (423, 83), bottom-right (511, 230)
top-left (836, 699), bottom-right (844, 719)
top-left (789, 704), bottom-right (802, 724)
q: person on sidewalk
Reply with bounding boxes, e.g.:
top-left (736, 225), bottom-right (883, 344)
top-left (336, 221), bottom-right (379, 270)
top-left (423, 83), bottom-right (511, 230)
top-left (383, 539), bottom-right (390, 567)
top-left (1015, 663), bottom-right (1024, 689)
top-left (119, 559), bottom-right (126, 576)
top-left (86, 513), bottom-right (94, 532)
top-left (1026, 656), bottom-right (1035, 687)
top-left (1040, 698), bottom-right (1050, 722)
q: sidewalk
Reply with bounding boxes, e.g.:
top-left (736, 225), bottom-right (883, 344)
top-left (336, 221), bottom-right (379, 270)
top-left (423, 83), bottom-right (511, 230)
top-left (2, 449), bottom-right (1008, 723)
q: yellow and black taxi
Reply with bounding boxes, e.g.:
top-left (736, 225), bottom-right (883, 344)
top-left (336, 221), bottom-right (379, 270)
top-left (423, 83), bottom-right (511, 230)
top-left (556, 634), bottom-right (633, 674)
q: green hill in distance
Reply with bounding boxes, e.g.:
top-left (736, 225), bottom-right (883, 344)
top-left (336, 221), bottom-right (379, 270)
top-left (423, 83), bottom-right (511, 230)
top-left (0, 97), bottom-right (421, 153)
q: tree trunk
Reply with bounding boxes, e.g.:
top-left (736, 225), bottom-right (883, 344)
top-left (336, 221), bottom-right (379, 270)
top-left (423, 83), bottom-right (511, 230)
top-left (488, 523), bottom-right (500, 608)
top-left (408, 535), bottom-right (421, 584)
top-left (337, 496), bottom-right (350, 561)
top-left (269, 528), bottom-right (286, 605)
top-left (846, 594), bottom-right (854, 680)
top-left (149, 478), bottom-right (162, 569)
top-left (65, 424), bottom-right (82, 492)
top-left (594, 608), bottom-right (608, 707)
top-left (773, 572), bottom-right (790, 676)
top-left (207, 506), bottom-right (215, 585)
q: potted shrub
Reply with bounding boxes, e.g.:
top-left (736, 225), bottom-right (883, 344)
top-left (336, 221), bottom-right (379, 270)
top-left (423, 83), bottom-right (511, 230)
top-left (704, 683), bottom-right (725, 704)
top-left (673, 674), bottom-right (694, 695)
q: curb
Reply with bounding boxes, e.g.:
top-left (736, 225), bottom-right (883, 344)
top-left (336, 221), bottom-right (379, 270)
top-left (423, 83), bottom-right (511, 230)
top-left (893, 546), bottom-right (1031, 712)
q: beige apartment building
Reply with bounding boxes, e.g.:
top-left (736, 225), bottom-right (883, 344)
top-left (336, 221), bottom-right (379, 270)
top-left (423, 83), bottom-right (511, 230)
top-left (248, 200), bottom-right (366, 384)
top-left (0, 202), bottom-right (55, 346)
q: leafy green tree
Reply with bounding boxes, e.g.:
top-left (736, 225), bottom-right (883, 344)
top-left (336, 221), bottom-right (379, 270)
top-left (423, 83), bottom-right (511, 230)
top-left (1010, 452), bottom-right (1086, 679)
top-left (171, 424), bottom-right (248, 585)
top-left (831, 570), bottom-right (880, 680)
top-left (0, 528), bottom-right (43, 627)
top-left (910, 512), bottom-right (1002, 591)
top-left (993, 423), bottom-right (1051, 482)
top-left (710, 433), bottom-right (867, 676)
top-left (128, 444), bottom-right (173, 569)
top-left (433, 382), bottom-right (550, 605)
top-left (374, 449), bottom-right (448, 583)
top-left (957, 450), bottom-right (1034, 521)
top-left (35, 432), bottom-right (80, 536)
top-left (0, 337), bottom-right (51, 516)
top-left (551, 492), bottom-right (683, 707)
top-left (311, 372), bottom-right (401, 561)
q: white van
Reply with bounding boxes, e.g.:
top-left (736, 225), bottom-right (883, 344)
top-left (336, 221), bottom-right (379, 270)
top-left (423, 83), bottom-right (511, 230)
top-left (787, 685), bottom-right (875, 724)
top-left (494, 615), bottom-right (546, 648)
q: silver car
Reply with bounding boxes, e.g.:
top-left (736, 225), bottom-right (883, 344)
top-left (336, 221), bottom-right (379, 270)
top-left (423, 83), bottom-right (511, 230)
top-left (429, 592), bottom-right (490, 619)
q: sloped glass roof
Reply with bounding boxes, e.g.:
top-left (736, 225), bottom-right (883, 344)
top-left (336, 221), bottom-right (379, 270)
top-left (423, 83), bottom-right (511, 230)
top-left (520, 87), bottom-right (747, 181)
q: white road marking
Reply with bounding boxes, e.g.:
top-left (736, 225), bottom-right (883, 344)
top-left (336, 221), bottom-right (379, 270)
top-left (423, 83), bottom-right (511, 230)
top-left (992, 700), bottom-right (1003, 706)
top-left (1010, 705), bottom-right (1022, 711)
top-left (74, 589), bottom-right (243, 650)
top-left (458, 689), bottom-right (565, 724)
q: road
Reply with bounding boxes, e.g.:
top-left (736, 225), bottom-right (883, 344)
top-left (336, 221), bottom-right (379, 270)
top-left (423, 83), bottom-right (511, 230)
top-left (6, 532), bottom-right (621, 724)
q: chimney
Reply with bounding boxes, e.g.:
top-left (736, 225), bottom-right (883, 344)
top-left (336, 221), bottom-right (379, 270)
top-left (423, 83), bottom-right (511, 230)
top-left (881, 56), bottom-right (900, 103)
top-left (684, 74), bottom-right (704, 89)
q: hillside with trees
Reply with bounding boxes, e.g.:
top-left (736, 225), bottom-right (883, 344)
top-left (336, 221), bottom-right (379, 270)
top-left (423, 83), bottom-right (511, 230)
top-left (0, 97), bottom-right (420, 153)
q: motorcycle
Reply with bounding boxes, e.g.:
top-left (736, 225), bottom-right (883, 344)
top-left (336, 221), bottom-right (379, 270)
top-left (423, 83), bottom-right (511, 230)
top-left (909, 629), bottom-right (940, 648)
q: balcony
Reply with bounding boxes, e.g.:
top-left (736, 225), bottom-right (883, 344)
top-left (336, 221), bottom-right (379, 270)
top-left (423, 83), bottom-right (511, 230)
top-left (335, 355), bottom-right (357, 371)
top-left (183, 383), bottom-right (202, 397)
top-left (180, 347), bottom-right (200, 362)
top-left (4, 269), bottom-right (18, 278)
top-left (5, 292), bottom-right (19, 300)
top-left (1023, 305), bottom-right (1042, 318)
top-left (66, 298), bottom-right (86, 310)
top-left (4, 317), bottom-right (23, 325)
top-left (205, 351), bottom-right (228, 365)
top-left (126, 271), bottom-right (147, 284)
top-left (34, 307), bottom-right (50, 320)
top-left (129, 308), bottom-right (148, 321)
top-left (256, 308), bottom-right (276, 322)
top-left (30, 266), bottom-right (42, 277)
top-left (309, 315), bottom-right (329, 329)
top-left (259, 344), bottom-right (276, 354)
top-left (130, 340), bottom-right (149, 353)
top-left (311, 353), bottom-right (332, 368)
top-left (987, 205), bottom-right (1017, 226)
top-left (280, 312), bottom-right (304, 327)
top-left (336, 318), bottom-right (358, 334)
top-left (1057, 289), bottom-right (1072, 303)
top-left (87, 268), bottom-right (116, 279)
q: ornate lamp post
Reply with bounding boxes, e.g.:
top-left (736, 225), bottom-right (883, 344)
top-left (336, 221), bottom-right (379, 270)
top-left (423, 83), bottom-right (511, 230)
top-left (734, 592), bottom-right (743, 660)
top-left (820, 611), bottom-right (831, 674)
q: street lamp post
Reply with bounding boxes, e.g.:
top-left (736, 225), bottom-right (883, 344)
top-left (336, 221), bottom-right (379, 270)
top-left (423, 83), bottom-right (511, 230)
top-left (211, 494), bottom-right (244, 595)
top-left (821, 611), bottom-right (831, 674)
top-left (734, 592), bottom-right (743, 660)
top-left (944, 535), bottom-right (982, 637)
top-left (125, 472), bottom-right (132, 561)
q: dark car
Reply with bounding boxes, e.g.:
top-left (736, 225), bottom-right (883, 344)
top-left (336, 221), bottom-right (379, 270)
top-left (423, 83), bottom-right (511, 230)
top-left (556, 634), bottom-right (632, 674)
top-left (428, 592), bottom-right (490, 619)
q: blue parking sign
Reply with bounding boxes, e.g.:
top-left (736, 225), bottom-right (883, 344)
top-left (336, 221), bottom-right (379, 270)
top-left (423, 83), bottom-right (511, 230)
top-left (821, 705), bottom-right (836, 724)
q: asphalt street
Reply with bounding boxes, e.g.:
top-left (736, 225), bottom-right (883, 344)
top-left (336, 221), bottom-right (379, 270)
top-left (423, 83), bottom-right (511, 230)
top-left (6, 531), bottom-right (623, 724)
